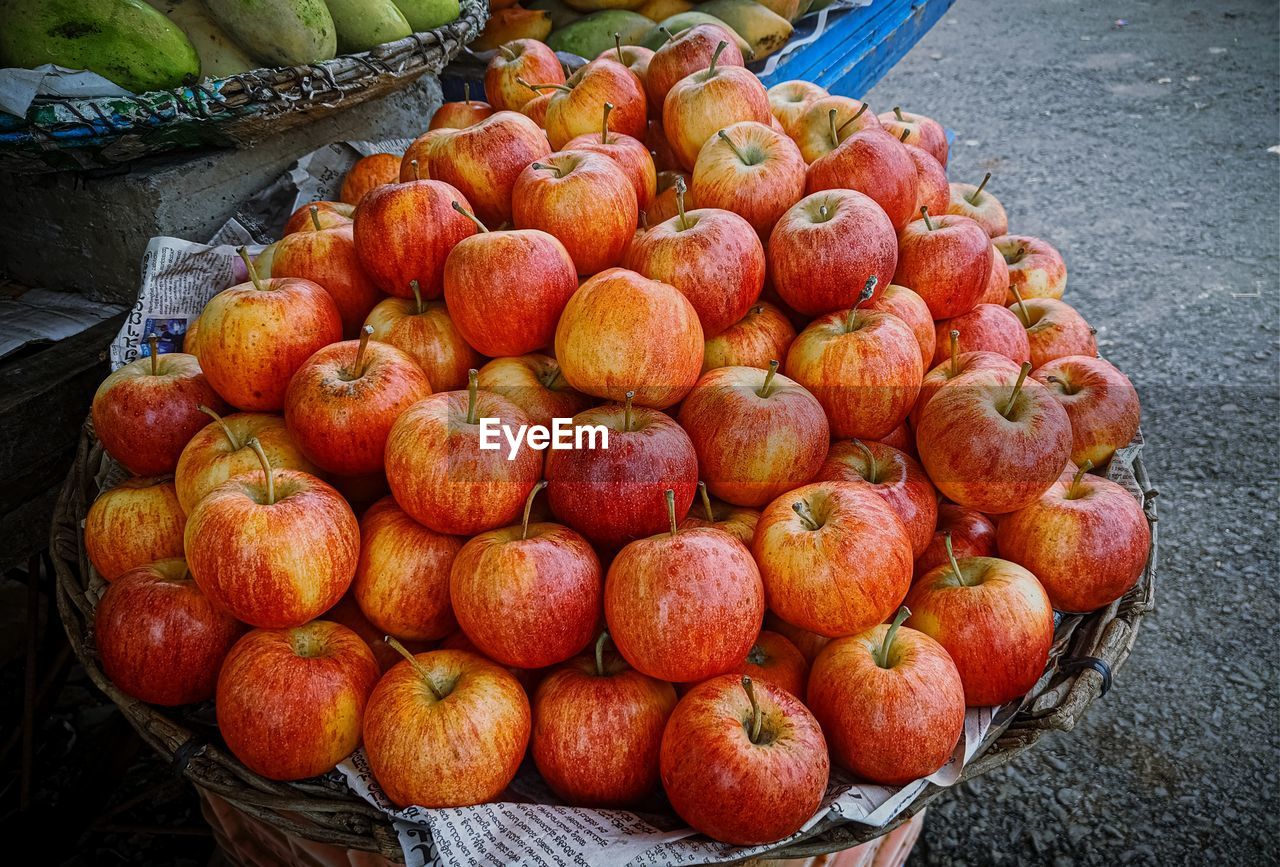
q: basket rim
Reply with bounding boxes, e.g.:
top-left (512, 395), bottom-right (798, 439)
top-left (50, 419), bottom-right (1158, 863)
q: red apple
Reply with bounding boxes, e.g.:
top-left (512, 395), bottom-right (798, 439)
top-left (175, 408), bottom-right (318, 513)
top-left (894, 210), bottom-right (993, 319)
top-left (731, 630), bottom-right (808, 697)
top-left (425, 111), bottom-right (552, 227)
top-left (623, 184), bottom-right (764, 336)
top-left (660, 674), bottom-right (828, 844)
top-left (791, 96), bottom-right (880, 164)
top-left (702, 301), bottom-right (797, 373)
top-left (520, 89), bottom-right (553, 125)
top-left (564, 102), bottom-right (658, 209)
top-left (932, 303), bottom-right (1031, 367)
top-left (217, 622), bottom-right (379, 780)
top-left (663, 41), bottom-right (771, 170)
top-left (916, 363), bottom-right (1072, 514)
top-left (767, 79), bottom-right (827, 138)
top-left (95, 557), bottom-right (241, 705)
top-left (947, 173), bottom-right (1007, 237)
top-left (879, 420), bottom-right (917, 458)
top-left (339, 153), bottom-right (400, 206)
top-left (691, 120), bottom-right (806, 238)
top-left (597, 38), bottom-right (653, 81)
top-left (450, 484), bottom-right (602, 668)
top-left (645, 169), bottom-right (693, 224)
top-left (186, 449), bottom-right (359, 627)
top-left (272, 208), bottom-right (382, 337)
top-left (752, 480), bottom-right (913, 637)
top-left (807, 607), bottom-right (965, 784)
top-left (1011, 295), bottom-right (1097, 368)
top-left (429, 83), bottom-right (495, 130)
top-left (484, 39), bottom-right (565, 112)
top-left (914, 502), bottom-right (998, 579)
top-left (904, 140), bottom-right (949, 216)
top-left (545, 396), bottom-right (698, 550)
top-left (323, 593), bottom-right (428, 672)
top-left (352, 495), bottom-right (461, 642)
top-left (877, 106), bottom-right (948, 166)
top-left (979, 240), bottom-right (1010, 305)
top-left (998, 462), bottom-right (1151, 612)
top-left (544, 57), bottom-right (647, 149)
top-left (92, 339), bottom-right (226, 476)
top-left (1033, 355), bottom-right (1140, 467)
top-left (606, 491), bottom-right (764, 681)
top-left (764, 612), bottom-right (830, 663)
top-left (768, 190), bottom-right (897, 316)
top-left (678, 482), bottom-right (759, 547)
top-left (532, 632), bottom-right (678, 807)
top-left (398, 130), bottom-right (448, 181)
top-left (785, 288), bottom-right (924, 440)
top-left (905, 545), bottom-right (1054, 706)
top-left (555, 267), bottom-right (704, 408)
top-left (513, 150), bottom-right (638, 276)
top-left (475, 354), bottom-right (593, 429)
top-left (364, 281), bottom-right (483, 392)
top-left (815, 439), bottom-right (937, 559)
top-left (283, 200), bottom-right (353, 235)
top-left (352, 178), bottom-right (477, 299)
top-left (85, 477), bottom-right (185, 581)
top-left (993, 234), bottom-right (1067, 302)
top-left (911, 340), bottom-right (1022, 429)
top-left (363, 645), bottom-right (530, 807)
top-left (284, 328), bottom-right (431, 476)
top-left (384, 373), bottom-right (541, 535)
top-left (646, 23), bottom-right (744, 108)
top-left (678, 362), bottom-right (828, 507)
top-left (806, 128), bottom-right (918, 230)
top-left (867, 283), bottom-right (935, 370)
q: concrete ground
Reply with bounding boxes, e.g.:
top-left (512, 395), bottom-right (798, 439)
top-left (866, 1), bottom-right (1280, 864)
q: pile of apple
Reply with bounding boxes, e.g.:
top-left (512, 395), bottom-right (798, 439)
top-left (83, 26), bottom-right (1152, 848)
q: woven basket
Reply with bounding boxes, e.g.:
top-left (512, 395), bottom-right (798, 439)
top-left (0, 0), bottom-right (487, 174)
top-left (51, 419), bottom-right (1157, 863)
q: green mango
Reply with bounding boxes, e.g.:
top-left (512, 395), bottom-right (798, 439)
top-left (546, 10), bottom-right (652, 59)
top-left (639, 11), bottom-right (753, 59)
top-left (391, 0), bottom-right (461, 32)
top-left (201, 0), bottom-right (336, 66)
top-left (528, 0), bottom-right (584, 31)
top-left (0, 0), bottom-right (199, 93)
top-left (324, 0), bottom-right (412, 52)
top-left (145, 0), bottom-right (257, 78)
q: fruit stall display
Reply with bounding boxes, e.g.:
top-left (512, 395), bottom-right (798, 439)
top-left (51, 28), bottom-right (1157, 865)
top-left (0, 0), bottom-right (487, 171)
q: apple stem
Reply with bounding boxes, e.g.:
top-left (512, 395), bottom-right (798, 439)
top-left (531, 83), bottom-right (573, 94)
top-left (818, 203), bottom-right (829, 221)
top-left (874, 606), bottom-right (911, 669)
top-left (384, 636), bottom-right (444, 700)
top-left (665, 488), bottom-right (678, 538)
top-left (792, 499), bottom-right (819, 531)
top-left (521, 480), bottom-right (548, 540)
top-left (623, 390), bottom-right (635, 432)
top-left (452, 200), bottom-right (489, 233)
top-left (944, 531), bottom-right (968, 586)
top-left (893, 106), bottom-right (905, 122)
top-left (967, 172), bottom-right (991, 204)
top-left (843, 275), bottom-right (877, 333)
top-left (1067, 459), bottom-right (1095, 500)
top-left (717, 129), bottom-right (751, 165)
top-left (949, 329), bottom-right (960, 377)
top-left (409, 159), bottom-right (421, 181)
top-left (658, 25), bottom-right (676, 44)
top-left (707, 41), bottom-right (728, 77)
top-left (674, 176), bottom-right (689, 231)
top-left (238, 247), bottom-right (265, 291)
top-left (247, 437), bottom-right (275, 506)
top-left (542, 363), bottom-right (565, 390)
top-left (1011, 285), bottom-right (1031, 327)
top-left (836, 103), bottom-right (869, 133)
top-left (827, 108), bottom-right (840, 148)
top-left (1000, 362), bottom-right (1033, 419)
top-left (409, 279), bottom-right (424, 315)
top-left (741, 676), bottom-right (763, 743)
top-left (899, 128), bottom-right (910, 143)
top-left (466, 369), bottom-right (480, 425)
top-left (920, 206), bottom-right (935, 231)
top-left (531, 161), bottom-right (564, 178)
top-left (307, 204), bottom-right (324, 232)
top-left (853, 439), bottom-right (879, 483)
top-left (697, 481), bottom-right (715, 522)
top-left (594, 630), bottom-right (611, 677)
top-left (198, 404), bottom-right (241, 450)
top-left (751, 304), bottom-right (764, 315)
top-left (499, 45), bottom-right (517, 61)
top-left (614, 32), bottom-right (625, 64)
top-left (757, 359), bottom-right (780, 398)
top-left (349, 325), bottom-right (374, 380)
top-left (515, 76), bottom-right (539, 94)
top-left (600, 102), bottom-right (614, 144)
top-left (146, 334), bottom-right (159, 376)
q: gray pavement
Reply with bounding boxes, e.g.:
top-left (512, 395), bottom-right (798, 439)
top-left (866, 1), bottom-right (1280, 864)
